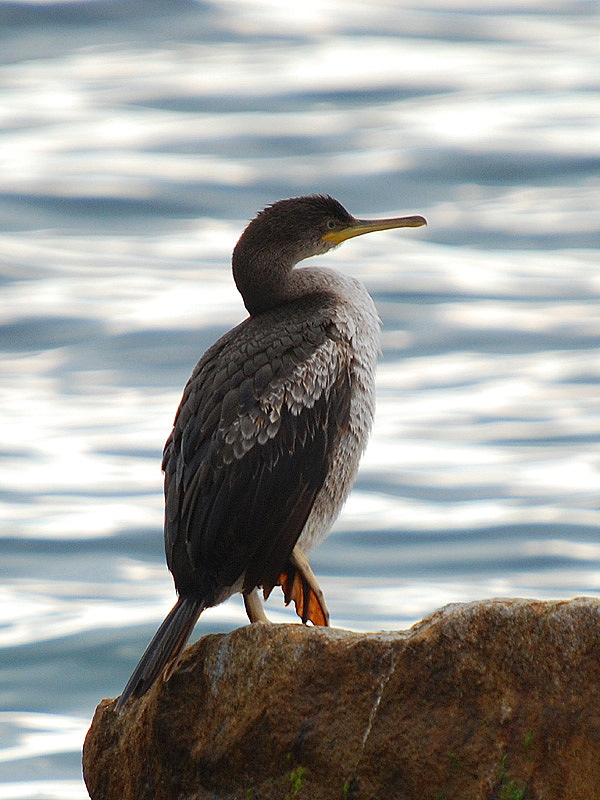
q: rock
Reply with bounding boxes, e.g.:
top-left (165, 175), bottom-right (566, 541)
top-left (83, 598), bottom-right (600, 800)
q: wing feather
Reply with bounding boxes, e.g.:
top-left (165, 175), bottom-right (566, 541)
top-left (163, 295), bottom-right (352, 606)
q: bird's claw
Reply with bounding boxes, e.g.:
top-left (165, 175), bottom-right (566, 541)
top-left (275, 547), bottom-right (330, 626)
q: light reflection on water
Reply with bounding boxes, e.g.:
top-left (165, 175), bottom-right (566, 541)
top-left (0, 0), bottom-right (599, 796)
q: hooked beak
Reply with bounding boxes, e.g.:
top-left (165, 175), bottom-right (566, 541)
top-left (322, 214), bottom-right (427, 246)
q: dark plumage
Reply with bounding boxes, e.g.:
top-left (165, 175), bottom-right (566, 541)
top-left (115, 195), bottom-right (426, 710)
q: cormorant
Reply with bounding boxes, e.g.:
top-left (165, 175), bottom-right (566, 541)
top-left (115, 195), bottom-right (426, 710)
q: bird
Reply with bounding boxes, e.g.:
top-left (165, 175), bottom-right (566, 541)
top-left (115, 195), bottom-right (426, 711)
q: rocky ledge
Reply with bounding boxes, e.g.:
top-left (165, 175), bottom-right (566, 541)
top-left (83, 597), bottom-right (600, 800)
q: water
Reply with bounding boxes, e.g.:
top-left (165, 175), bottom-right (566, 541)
top-left (1, 0), bottom-right (599, 796)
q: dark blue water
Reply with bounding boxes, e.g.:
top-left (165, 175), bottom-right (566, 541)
top-left (1, 1), bottom-right (599, 796)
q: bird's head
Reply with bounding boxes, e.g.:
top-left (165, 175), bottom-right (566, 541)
top-left (232, 194), bottom-right (426, 314)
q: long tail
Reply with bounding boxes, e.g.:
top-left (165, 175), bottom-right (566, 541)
top-left (115, 596), bottom-right (205, 712)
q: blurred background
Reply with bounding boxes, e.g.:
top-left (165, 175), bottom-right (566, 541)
top-left (0, 0), bottom-right (598, 796)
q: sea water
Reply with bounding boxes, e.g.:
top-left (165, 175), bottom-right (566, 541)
top-left (0, 1), bottom-right (599, 796)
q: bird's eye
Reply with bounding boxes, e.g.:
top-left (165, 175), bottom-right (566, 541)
top-left (326, 219), bottom-right (336, 230)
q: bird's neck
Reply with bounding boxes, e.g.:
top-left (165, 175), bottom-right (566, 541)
top-left (232, 247), bottom-right (299, 316)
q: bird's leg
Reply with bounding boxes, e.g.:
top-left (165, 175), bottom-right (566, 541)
top-left (243, 587), bottom-right (271, 623)
top-left (277, 546), bottom-right (330, 627)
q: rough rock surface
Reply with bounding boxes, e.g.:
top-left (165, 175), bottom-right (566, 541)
top-left (83, 598), bottom-right (600, 800)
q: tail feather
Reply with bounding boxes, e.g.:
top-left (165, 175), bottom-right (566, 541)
top-left (115, 596), bottom-right (204, 712)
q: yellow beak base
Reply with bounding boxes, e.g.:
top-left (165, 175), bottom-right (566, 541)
top-left (322, 214), bottom-right (427, 246)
